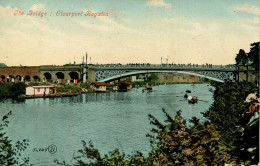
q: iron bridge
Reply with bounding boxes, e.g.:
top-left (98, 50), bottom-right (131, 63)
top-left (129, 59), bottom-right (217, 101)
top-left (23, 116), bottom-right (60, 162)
top-left (91, 64), bottom-right (236, 83)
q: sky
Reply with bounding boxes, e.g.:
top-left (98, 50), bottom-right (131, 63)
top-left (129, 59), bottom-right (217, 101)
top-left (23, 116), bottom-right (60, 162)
top-left (0, 0), bottom-right (259, 66)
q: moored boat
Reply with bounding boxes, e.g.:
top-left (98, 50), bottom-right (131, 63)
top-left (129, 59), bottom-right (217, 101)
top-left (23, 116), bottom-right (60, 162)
top-left (142, 86), bottom-right (153, 92)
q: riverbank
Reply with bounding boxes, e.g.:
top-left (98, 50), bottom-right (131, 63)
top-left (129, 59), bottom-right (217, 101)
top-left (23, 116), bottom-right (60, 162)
top-left (132, 80), bottom-right (210, 87)
top-left (0, 82), bottom-right (93, 99)
top-left (0, 81), bottom-right (210, 99)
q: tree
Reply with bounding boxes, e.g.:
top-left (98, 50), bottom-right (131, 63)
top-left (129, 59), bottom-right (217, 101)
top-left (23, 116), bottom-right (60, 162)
top-left (147, 110), bottom-right (232, 165)
top-left (248, 42), bottom-right (259, 70)
top-left (203, 81), bottom-right (259, 165)
top-left (10, 82), bottom-right (26, 98)
top-left (235, 49), bottom-right (249, 65)
top-left (147, 74), bottom-right (159, 82)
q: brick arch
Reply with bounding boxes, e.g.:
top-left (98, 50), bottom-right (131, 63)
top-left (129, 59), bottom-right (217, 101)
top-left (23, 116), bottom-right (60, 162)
top-left (33, 75), bottom-right (40, 81)
top-left (24, 75), bottom-right (31, 82)
top-left (56, 72), bottom-right (65, 79)
top-left (43, 72), bottom-right (52, 82)
top-left (16, 75), bottom-right (22, 81)
top-left (69, 71), bottom-right (79, 80)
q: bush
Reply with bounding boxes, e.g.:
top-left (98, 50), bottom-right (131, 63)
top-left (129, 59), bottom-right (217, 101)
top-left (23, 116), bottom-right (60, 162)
top-left (10, 82), bottom-right (26, 98)
top-left (56, 85), bottom-right (82, 93)
top-left (0, 82), bottom-right (26, 98)
top-left (204, 81), bottom-right (259, 164)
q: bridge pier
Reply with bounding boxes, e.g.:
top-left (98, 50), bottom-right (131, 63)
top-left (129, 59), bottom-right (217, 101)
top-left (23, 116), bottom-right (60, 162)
top-left (87, 64), bottom-right (96, 82)
top-left (82, 65), bottom-right (87, 83)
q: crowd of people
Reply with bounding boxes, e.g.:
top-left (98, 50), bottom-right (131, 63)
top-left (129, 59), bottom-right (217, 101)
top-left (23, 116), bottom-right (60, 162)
top-left (96, 63), bottom-right (235, 68)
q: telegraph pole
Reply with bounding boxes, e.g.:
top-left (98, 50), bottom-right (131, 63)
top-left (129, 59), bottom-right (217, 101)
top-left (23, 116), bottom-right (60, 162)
top-left (86, 52), bottom-right (88, 64)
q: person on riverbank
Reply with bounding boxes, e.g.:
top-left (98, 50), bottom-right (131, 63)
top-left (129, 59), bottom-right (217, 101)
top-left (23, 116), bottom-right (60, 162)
top-left (245, 89), bottom-right (259, 114)
top-left (245, 90), bottom-right (259, 103)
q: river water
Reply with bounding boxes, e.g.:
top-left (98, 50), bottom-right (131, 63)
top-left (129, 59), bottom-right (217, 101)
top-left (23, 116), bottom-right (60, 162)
top-left (1, 84), bottom-right (214, 165)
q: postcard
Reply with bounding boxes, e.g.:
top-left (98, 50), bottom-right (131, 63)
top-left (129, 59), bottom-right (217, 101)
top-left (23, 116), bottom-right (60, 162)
top-left (0, 0), bottom-right (259, 165)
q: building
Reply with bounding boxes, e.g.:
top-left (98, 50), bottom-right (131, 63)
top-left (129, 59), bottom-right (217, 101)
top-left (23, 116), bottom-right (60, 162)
top-left (115, 81), bottom-right (132, 91)
top-left (90, 82), bottom-right (107, 92)
top-left (158, 74), bottom-right (199, 83)
top-left (25, 86), bottom-right (56, 96)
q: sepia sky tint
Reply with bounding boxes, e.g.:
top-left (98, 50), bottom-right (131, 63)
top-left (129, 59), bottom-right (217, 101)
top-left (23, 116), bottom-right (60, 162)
top-left (0, 0), bottom-right (259, 66)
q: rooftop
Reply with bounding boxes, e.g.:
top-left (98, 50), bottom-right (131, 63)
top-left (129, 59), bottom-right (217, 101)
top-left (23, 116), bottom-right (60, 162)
top-left (91, 82), bottom-right (107, 86)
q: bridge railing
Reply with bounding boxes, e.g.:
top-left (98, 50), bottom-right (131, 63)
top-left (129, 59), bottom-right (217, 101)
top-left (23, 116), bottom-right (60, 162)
top-left (95, 64), bottom-right (236, 70)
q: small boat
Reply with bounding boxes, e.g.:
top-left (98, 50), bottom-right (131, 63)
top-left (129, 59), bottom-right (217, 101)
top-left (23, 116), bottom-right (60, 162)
top-left (186, 90), bottom-right (191, 93)
top-left (188, 96), bottom-right (198, 104)
top-left (142, 86), bottom-right (153, 92)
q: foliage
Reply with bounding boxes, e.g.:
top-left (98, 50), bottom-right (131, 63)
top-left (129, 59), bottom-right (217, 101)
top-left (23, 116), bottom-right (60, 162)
top-left (235, 42), bottom-right (259, 71)
top-left (147, 109), bottom-right (232, 166)
top-left (132, 81), bottom-right (161, 87)
top-left (27, 82), bottom-right (50, 86)
top-left (147, 74), bottom-right (159, 82)
top-left (10, 82), bottom-right (27, 98)
top-left (0, 82), bottom-right (26, 98)
top-left (205, 81), bottom-right (255, 130)
top-left (204, 81), bottom-right (259, 164)
top-left (248, 42), bottom-right (259, 71)
top-left (79, 83), bottom-right (90, 89)
top-left (0, 82), bottom-right (12, 98)
top-left (235, 49), bottom-right (248, 65)
top-left (56, 85), bottom-right (82, 93)
top-left (0, 111), bottom-right (30, 165)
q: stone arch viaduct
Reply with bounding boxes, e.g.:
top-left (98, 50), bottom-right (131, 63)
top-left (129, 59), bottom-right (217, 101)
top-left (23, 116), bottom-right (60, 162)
top-left (0, 66), bottom-right (40, 82)
top-left (0, 65), bottom-right (84, 83)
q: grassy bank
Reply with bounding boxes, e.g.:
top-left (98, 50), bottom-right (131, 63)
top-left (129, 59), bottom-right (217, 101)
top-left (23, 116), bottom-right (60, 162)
top-left (56, 85), bottom-right (82, 93)
top-left (56, 83), bottom-right (92, 93)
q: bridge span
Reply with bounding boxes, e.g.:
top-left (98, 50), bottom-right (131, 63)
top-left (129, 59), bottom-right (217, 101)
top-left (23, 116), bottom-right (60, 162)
top-left (91, 64), bottom-right (236, 83)
top-left (0, 63), bottom-right (236, 83)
